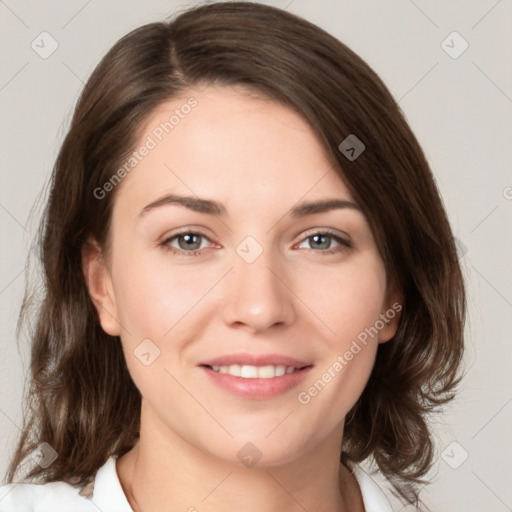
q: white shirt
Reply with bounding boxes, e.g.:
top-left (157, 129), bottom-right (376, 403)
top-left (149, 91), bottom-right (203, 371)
top-left (0, 456), bottom-right (393, 511)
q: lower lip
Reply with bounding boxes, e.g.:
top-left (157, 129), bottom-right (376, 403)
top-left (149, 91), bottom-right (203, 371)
top-left (200, 366), bottom-right (312, 399)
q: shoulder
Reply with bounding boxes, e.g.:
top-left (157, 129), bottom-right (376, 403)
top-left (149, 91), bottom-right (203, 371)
top-left (0, 479), bottom-right (94, 512)
top-left (0, 456), bottom-right (132, 512)
top-left (346, 461), bottom-right (394, 512)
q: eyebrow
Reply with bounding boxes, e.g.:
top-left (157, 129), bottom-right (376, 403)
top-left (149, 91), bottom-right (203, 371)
top-left (138, 193), bottom-right (360, 218)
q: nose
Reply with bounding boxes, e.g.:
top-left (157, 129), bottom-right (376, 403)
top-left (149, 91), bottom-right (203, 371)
top-left (220, 246), bottom-right (296, 334)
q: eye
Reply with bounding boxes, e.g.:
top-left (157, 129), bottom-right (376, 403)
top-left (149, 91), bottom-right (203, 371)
top-left (296, 231), bottom-right (352, 255)
top-left (160, 229), bottom-right (352, 258)
top-left (160, 231), bottom-right (213, 257)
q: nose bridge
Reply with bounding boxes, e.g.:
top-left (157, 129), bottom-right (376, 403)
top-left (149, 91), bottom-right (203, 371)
top-left (221, 234), bottom-right (295, 331)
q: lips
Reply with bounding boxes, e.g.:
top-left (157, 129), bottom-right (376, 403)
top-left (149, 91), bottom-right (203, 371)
top-left (198, 353), bottom-right (313, 399)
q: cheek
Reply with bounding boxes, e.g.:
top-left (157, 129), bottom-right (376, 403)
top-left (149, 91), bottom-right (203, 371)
top-left (295, 253), bottom-right (387, 349)
top-left (111, 249), bottom-right (214, 339)
top-left (110, 253), bottom-right (214, 394)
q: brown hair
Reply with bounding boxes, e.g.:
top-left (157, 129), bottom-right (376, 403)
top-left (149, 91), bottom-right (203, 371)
top-left (5, 1), bottom-right (465, 508)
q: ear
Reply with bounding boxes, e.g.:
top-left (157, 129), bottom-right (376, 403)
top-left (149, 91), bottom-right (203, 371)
top-left (81, 238), bottom-right (121, 336)
top-left (377, 280), bottom-right (403, 344)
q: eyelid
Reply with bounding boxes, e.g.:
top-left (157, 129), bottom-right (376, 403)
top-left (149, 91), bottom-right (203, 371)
top-left (160, 226), bottom-right (214, 243)
top-left (296, 227), bottom-right (351, 243)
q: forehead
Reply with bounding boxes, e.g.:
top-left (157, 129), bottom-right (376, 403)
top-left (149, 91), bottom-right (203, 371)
top-left (113, 85), bottom-right (353, 217)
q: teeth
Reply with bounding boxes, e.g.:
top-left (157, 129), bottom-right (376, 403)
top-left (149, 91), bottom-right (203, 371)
top-left (240, 365), bottom-right (259, 378)
top-left (275, 365), bottom-right (286, 377)
top-left (210, 364), bottom-right (297, 378)
top-left (258, 365), bottom-right (276, 378)
top-left (227, 364), bottom-right (241, 377)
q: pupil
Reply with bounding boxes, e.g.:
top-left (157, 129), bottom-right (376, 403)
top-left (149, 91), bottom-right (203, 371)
top-left (312, 234), bottom-right (329, 249)
top-left (181, 234), bottom-right (200, 250)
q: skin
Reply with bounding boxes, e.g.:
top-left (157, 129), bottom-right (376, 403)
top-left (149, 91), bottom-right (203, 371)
top-left (82, 84), bottom-right (401, 512)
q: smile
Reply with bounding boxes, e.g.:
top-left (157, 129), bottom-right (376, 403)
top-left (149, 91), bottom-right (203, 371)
top-left (207, 364), bottom-right (298, 378)
top-left (199, 354), bottom-right (313, 399)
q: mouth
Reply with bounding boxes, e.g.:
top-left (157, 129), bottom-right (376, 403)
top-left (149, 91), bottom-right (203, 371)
top-left (198, 354), bottom-right (313, 399)
top-left (202, 364), bottom-right (305, 378)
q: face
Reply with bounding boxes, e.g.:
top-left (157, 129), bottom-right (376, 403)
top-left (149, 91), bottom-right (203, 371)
top-left (84, 84), bottom-right (400, 467)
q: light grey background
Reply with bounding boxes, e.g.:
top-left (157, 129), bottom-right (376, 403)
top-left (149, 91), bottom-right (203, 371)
top-left (1, 1), bottom-right (511, 510)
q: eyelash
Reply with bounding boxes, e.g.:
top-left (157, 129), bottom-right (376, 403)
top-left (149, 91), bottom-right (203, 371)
top-left (160, 230), bottom-right (352, 257)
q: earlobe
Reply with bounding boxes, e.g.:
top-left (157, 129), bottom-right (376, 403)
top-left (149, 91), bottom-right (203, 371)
top-left (81, 239), bottom-right (121, 336)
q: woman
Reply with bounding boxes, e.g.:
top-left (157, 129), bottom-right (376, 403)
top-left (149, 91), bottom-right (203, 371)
top-left (0, 2), bottom-right (465, 511)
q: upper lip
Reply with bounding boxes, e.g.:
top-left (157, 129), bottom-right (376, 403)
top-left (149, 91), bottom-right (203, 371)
top-left (199, 353), bottom-right (312, 369)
